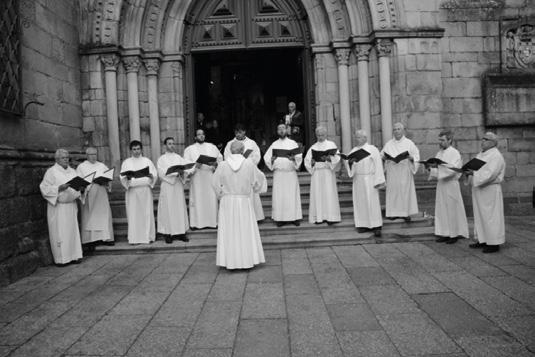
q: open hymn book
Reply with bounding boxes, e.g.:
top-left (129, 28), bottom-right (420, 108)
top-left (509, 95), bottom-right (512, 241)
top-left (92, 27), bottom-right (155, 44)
top-left (66, 171), bottom-right (96, 191)
top-left (92, 167), bottom-right (115, 185)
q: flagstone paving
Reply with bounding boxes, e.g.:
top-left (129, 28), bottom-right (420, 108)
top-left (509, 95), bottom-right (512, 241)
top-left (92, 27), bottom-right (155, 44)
top-left (0, 217), bottom-right (534, 357)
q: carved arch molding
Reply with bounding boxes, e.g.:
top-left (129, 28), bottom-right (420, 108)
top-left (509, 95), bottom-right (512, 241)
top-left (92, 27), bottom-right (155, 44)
top-left (184, 0), bottom-right (310, 52)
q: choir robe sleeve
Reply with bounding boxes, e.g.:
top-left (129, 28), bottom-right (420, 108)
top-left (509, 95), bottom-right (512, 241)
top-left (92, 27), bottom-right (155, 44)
top-left (472, 151), bottom-right (504, 188)
top-left (253, 166), bottom-right (267, 194)
top-left (437, 149), bottom-right (462, 181)
top-left (40, 169), bottom-right (60, 206)
top-left (371, 146), bottom-right (386, 186)
top-left (211, 165), bottom-right (224, 199)
top-left (263, 145), bottom-right (274, 171)
top-left (157, 157), bottom-right (178, 185)
top-left (304, 147), bottom-right (314, 174)
top-left (248, 141), bottom-right (262, 166)
top-left (408, 140), bottom-right (420, 174)
top-left (293, 153), bottom-right (303, 170)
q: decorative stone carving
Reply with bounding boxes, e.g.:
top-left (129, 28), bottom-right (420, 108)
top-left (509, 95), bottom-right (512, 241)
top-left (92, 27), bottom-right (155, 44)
top-left (100, 54), bottom-right (120, 71)
top-left (355, 44), bottom-right (372, 61)
top-left (143, 0), bottom-right (163, 48)
top-left (144, 59), bottom-right (160, 76)
top-left (335, 48), bottom-right (350, 66)
top-left (376, 39), bottom-right (393, 57)
top-left (501, 18), bottom-right (535, 72)
top-left (123, 56), bottom-right (142, 73)
top-left (171, 62), bottom-right (183, 77)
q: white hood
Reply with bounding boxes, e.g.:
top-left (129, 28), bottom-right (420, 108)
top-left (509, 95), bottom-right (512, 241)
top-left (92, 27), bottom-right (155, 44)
top-left (227, 154), bottom-right (245, 172)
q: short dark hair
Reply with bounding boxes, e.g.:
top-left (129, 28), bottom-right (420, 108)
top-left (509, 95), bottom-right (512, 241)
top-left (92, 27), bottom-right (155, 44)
top-left (234, 123), bottom-right (246, 132)
top-left (163, 137), bottom-right (174, 145)
top-left (129, 140), bottom-right (142, 150)
top-left (438, 130), bottom-right (453, 141)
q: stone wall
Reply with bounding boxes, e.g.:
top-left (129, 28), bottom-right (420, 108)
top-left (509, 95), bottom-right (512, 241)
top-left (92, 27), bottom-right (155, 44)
top-left (0, 0), bottom-right (83, 286)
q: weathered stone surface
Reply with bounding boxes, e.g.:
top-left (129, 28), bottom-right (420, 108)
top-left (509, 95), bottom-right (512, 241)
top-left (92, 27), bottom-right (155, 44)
top-left (455, 334), bottom-right (533, 357)
top-left (207, 271), bottom-right (247, 301)
top-left (241, 282), bottom-right (285, 319)
top-left (359, 285), bottom-right (420, 315)
top-left (337, 330), bottom-right (401, 357)
top-left (187, 301), bottom-right (241, 349)
top-left (126, 326), bottom-right (189, 357)
top-left (233, 319), bottom-right (289, 357)
top-left (347, 266), bottom-right (395, 287)
top-left (8, 326), bottom-right (87, 357)
top-left (284, 274), bottom-right (320, 296)
top-left (326, 303), bottom-right (381, 332)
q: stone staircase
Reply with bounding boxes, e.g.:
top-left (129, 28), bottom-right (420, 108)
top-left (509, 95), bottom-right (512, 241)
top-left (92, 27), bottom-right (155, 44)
top-left (95, 171), bottom-right (437, 254)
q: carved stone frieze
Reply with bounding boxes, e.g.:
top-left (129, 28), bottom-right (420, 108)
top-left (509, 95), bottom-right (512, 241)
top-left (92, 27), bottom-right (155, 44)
top-left (501, 17), bottom-right (535, 72)
top-left (355, 44), bottom-right (372, 61)
top-left (376, 39), bottom-right (393, 57)
top-left (144, 59), bottom-right (160, 76)
top-left (123, 56), bottom-right (142, 73)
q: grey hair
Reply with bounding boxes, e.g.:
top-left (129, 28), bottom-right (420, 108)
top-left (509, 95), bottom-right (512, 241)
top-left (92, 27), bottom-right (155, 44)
top-left (355, 129), bottom-right (367, 138)
top-left (230, 140), bottom-right (245, 154)
top-left (393, 122), bottom-right (405, 130)
top-left (484, 132), bottom-right (498, 144)
top-left (54, 148), bottom-right (69, 159)
top-left (85, 147), bottom-right (97, 154)
top-left (315, 126), bottom-right (327, 135)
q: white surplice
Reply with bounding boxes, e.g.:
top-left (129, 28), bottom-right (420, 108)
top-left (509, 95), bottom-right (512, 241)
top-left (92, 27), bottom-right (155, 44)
top-left (345, 143), bottom-right (385, 228)
top-left (381, 136), bottom-right (420, 217)
top-left (39, 163), bottom-right (83, 264)
top-left (304, 140), bottom-right (341, 223)
top-left (156, 152), bottom-right (190, 235)
top-left (428, 146), bottom-right (469, 238)
top-left (76, 161), bottom-right (114, 244)
top-left (224, 137), bottom-right (265, 221)
top-left (183, 142), bottom-right (223, 228)
top-left (263, 137), bottom-right (303, 222)
top-left (471, 147), bottom-right (506, 245)
top-left (212, 154), bottom-right (267, 269)
top-left (120, 156), bottom-right (157, 244)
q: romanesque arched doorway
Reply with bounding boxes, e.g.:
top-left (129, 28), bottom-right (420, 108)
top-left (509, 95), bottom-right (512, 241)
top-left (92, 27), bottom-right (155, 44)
top-left (183, 0), bottom-right (313, 150)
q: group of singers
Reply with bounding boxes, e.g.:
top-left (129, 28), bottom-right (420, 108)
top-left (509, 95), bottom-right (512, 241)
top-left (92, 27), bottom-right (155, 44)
top-left (39, 109), bottom-right (506, 269)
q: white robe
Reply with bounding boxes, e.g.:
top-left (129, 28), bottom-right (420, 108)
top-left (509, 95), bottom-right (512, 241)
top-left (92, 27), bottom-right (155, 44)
top-left (471, 147), bottom-right (506, 245)
top-left (212, 154), bottom-right (267, 269)
top-left (345, 143), bottom-right (385, 228)
top-left (381, 136), bottom-right (420, 217)
top-left (304, 140), bottom-right (341, 223)
top-left (428, 146), bottom-right (469, 238)
top-left (76, 161), bottom-right (114, 244)
top-left (156, 152), bottom-right (190, 235)
top-left (39, 163), bottom-right (83, 264)
top-left (224, 137), bottom-right (265, 221)
top-left (263, 137), bottom-right (303, 222)
top-left (120, 156), bottom-right (157, 244)
top-left (183, 142), bottom-right (223, 228)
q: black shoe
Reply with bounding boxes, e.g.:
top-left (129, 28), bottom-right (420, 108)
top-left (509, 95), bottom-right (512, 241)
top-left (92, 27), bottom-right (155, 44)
top-left (276, 221), bottom-right (284, 227)
top-left (435, 236), bottom-right (449, 243)
top-left (446, 237), bottom-right (458, 244)
top-left (84, 243), bottom-right (96, 252)
top-left (164, 235), bottom-right (173, 244)
top-left (403, 217), bottom-right (412, 223)
top-left (483, 245), bottom-right (500, 253)
top-left (357, 227), bottom-right (368, 233)
top-left (177, 234), bottom-right (189, 242)
top-left (293, 220), bottom-right (300, 226)
top-left (102, 241), bottom-right (115, 246)
top-left (72, 259), bottom-right (82, 264)
top-left (469, 242), bottom-right (487, 249)
top-left (374, 229), bottom-right (382, 237)
top-left (327, 221), bottom-right (337, 226)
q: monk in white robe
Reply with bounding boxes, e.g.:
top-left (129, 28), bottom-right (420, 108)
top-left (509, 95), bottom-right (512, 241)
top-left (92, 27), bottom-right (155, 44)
top-left (264, 123), bottom-right (303, 226)
top-left (120, 140), bottom-right (157, 244)
top-left (381, 122), bottom-right (420, 221)
top-left (344, 130), bottom-right (385, 236)
top-left (184, 129), bottom-right (223, 229)
top-left (213, 141), bottom-right (267, 269)
top-left (304, 126), bottom-right (341, 224)
top-left (224, 124), bottom-right (264, 221)
top-left (157, 137), bottom-right (190, 244)
top-left (39, 149), bottom-right (83, 265)
top-left (467, 132), bottom-right (506, 253)
top-left (76, 147), bottom-right (114, 249)
top-left (427, 130), bottom-right (469, 244)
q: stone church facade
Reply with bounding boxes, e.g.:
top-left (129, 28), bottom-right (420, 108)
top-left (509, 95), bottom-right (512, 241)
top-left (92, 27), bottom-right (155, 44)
top-left (0, 0), bottom-right (534, 284)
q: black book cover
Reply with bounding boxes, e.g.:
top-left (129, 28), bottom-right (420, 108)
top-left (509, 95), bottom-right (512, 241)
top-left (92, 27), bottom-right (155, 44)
top-left (196, 155), bottom-right (217, 165)
top-left (384, 151), bottom-right (410, 163)
top-left (450, 158), bottom-right (486, 173)
top-left (165, 162), bottom-right (195, 175)
top-left (418, 158), bottom-right (447, 166)
top-left (93, 167), bottom-right (114, 185)
top-left (243, 149), bottom-right (253, 158)
top-left (341, 149), bottom-right (371, 163)
top-left (120, 166), bottom-right (150, 178)
top-left (311, 148), bottom-right (338, 162)
top-left (272, 147), bottom-right (302, 158)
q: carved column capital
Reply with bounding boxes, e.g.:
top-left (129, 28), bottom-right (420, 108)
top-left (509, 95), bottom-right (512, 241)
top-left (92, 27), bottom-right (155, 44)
top-left (100, 54), bottom-right (120, 71)
top-left (335, 48), bottom-right (351, 66)
top-left (355, 44), bottom-right (372, 61)
top-left (144, 59), bottom-right (160, 76)
top-left (376, 39), bottom-right (393, 57)
top-left (123, 56), bottom-right (142, 73)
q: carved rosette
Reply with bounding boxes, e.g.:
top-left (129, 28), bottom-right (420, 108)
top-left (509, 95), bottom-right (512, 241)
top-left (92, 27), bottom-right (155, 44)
top-left (123, 56), bottom-right (142, 73)
top-left (355, 44), bottom-right (372, 61)
top-left (376, 39), bottom-right (393, 57)
top-left (335, 48), bottom-right (351, 66)
top-left (100, 54), bottom-right (120, 72)
top-left (144, 59), bottom-right (160, 76)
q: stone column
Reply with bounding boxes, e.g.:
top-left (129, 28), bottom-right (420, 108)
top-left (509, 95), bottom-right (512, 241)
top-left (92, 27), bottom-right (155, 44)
top-left (377, 39), bottom-right (394, 146)
top-left (171, 61), bottom-right (185, 150)
top-left (355, 44), bottom-right (372, 143)
top-left (101, 54), bottom-right (121, 171)
top-left (123, 56), bottom-right (142, 141)
top-left (335, 48), bottom-right (352, 154)
top-left (145, 59), bottom-right (161, 163)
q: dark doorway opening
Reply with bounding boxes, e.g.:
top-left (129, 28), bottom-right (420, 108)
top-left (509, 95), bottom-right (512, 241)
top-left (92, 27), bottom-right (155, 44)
top-left (193, 48), bottom-right (308, 153)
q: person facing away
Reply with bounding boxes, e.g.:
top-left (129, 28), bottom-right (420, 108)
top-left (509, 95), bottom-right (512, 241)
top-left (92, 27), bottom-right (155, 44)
top-left (39, 149), bottom-right (83, 265)
top-left (212, 141), bottom-right (267, 270)
top-left (344, 130), bottom-right (385, 237)
top-left (427, 130), bottom-right (469, 244)
top-left (183, 129), bottom-right (223, 229)
top-left (223, 123), bottom-right (265, 221)
top-left (304, 126), bottom-right (341, 225)
top-left (157, 137), bottom-right (190, 244)
top-left (76, 147), bottom-right (114, 251)
top-left (465, 132), bottom-right (506, 254)
top-left (281, 101), bottom-right (304, 145)
top-left (263, 123), bottom-right (303, 227)
top-left (380, 122), bottom-right (420, 222)
top-left (120, 140), bottom-right (157, 244)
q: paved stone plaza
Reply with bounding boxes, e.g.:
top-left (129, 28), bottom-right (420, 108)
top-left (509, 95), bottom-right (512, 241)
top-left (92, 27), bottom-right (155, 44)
top-left (0, 216), bottom-right (533, 357)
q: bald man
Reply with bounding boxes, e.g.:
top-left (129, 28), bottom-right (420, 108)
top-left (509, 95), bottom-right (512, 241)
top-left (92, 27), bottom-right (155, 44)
top-left (304, 126), bottom-right (341, 224)
top-left (466, 132), bottom-right (506, 253)
top-left (381, 122), bottom-right (420, 221)
top-left (212, 141), bottom-right (267, 269)
top-left (40, 149), bottom-right (83, 265)
top-left (77, 147), bottom-right (114, 250)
